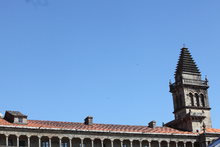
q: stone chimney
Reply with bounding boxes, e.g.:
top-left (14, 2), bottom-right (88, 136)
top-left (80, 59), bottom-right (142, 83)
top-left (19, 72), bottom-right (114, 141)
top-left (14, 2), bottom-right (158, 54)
top-left (84, 116), bottom-right (93, 125)
top-left (4, 111), bottom-right (28, 124)
top-left (148, 120), bottom-right (156, 128)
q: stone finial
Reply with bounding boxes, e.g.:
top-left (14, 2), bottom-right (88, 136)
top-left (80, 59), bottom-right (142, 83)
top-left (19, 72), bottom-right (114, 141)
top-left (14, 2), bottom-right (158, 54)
top-left (205, 75), bottom-right (209, 84)
top-left (203, 122), bottom-right (206, 133)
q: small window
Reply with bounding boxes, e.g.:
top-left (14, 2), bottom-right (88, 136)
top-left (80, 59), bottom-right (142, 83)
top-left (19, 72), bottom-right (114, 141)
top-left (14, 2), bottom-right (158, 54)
top-left (18, 118), bottom-right (23, 123)
top-left (62, 142), bottom-right (68, 147)
top-left (42, 141), bottom-right (49, 147)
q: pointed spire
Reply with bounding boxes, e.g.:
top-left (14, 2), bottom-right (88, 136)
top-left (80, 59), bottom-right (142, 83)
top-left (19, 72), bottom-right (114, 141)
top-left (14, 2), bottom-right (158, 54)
top-left (175, 48), bottom-right (201, 76)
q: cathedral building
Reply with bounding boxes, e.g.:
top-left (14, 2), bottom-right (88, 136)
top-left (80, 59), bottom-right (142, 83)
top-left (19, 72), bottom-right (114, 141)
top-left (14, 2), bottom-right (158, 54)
top-left (0, 48), bottom-right (220, 147)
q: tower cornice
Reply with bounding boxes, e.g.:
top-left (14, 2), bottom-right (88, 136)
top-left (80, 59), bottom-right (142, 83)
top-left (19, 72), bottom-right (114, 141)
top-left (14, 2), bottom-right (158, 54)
top-left (173, 107), bottom-right (211, 114)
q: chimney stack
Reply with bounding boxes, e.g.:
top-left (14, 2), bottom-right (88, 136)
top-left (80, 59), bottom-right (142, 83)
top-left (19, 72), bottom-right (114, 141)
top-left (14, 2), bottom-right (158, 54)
top-left (148, 120), bottom-right (156, 128)
top-left (84, 116), bottom-right (93, 125)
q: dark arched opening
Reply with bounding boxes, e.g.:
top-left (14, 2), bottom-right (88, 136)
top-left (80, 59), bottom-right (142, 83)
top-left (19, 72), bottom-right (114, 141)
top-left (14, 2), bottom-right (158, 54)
top-left (200, 94), bottom-right (205, 107)
top-left (195, 93), bottom-right (200, 107)
top-left (189, 93), bottom-right (194, 106)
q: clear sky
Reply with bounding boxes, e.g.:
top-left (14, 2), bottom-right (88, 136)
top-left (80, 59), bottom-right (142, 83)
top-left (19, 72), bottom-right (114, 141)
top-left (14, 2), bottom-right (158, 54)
top-left (0, 0), bottom-right (220, 129)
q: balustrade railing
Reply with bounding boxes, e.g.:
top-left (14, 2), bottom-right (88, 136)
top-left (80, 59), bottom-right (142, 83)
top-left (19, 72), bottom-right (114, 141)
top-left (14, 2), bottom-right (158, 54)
top-left (182, 78), bottom-right (208, 86)
top-left (190, 112), bottom-right (205, 117)
top-left (170, 79), bottom-right (208, 91)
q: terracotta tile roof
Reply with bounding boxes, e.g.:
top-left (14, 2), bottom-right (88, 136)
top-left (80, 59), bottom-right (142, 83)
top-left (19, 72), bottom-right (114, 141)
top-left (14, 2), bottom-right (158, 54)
top-left (2, 118), bottom-right (219, 135)
top-left (0, 118), bottom-right (195, 135)
top-left (0, 118), bottom-right (11, 125)
top-left (206, 128), bottom-right (220, 133)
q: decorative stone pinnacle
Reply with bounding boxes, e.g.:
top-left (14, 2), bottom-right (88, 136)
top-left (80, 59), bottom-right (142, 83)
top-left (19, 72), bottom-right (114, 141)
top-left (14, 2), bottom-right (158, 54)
top-left (203, 122), bottom-right (206, 133)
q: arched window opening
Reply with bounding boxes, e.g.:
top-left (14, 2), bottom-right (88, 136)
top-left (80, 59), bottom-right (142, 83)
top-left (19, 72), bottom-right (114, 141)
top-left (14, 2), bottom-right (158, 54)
top-left (195, 93), bottom-right (200, 107)
top-left (189, 93), bottom-right (194, 106)
top-left (200, 94), bottom-right (205, 107)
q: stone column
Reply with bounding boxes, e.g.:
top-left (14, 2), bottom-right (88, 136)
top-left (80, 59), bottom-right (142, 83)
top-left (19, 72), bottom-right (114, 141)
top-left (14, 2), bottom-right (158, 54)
top-left (28, 137), bottom-right (30, 147)
top-left (192, 142), bottom-right (194, 147)
top-left (183, 142), bottom-right (186, 147)
top-left (5, 135), bottom-right (8, 146)
top-left (121, 140), bottom-right (123, 147)
top-left (49, 138), bottom-right (52, 147)
top-left (139, 140), bottom-right (142, 147)
top-left (111, 140), bottom-right (113, 147)
top-left (81, 138), bottom-right (84, 147)
top-left (59, 138), bottom-right (62, 147)
top-left (149, 141), bottom-right (151, 147)
top-left (69, 138), bottom-right (72, 147)
top-left (158, 141), bottom-right (161, 147)
top-left (91, 140), bottom-right (94, 147)
top-left (130, 141), bottom-right (133, 147)
top-left (101, 140), bottom-right (104, 147)
top-left (38, 137), bottom-right (41, 147)
top-left (17, 136), bottom-right (19, 147)
top-left (206, 142), bottom-right (209, 147)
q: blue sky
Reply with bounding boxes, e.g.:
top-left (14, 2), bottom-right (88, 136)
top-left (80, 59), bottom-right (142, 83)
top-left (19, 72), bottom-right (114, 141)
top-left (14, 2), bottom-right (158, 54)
top-left (0, 0), bottom-right (220, 128)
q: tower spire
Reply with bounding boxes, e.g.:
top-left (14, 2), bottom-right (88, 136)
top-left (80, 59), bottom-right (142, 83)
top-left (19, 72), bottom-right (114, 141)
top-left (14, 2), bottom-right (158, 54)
top-left (175, 48), bottom-right (200, 78)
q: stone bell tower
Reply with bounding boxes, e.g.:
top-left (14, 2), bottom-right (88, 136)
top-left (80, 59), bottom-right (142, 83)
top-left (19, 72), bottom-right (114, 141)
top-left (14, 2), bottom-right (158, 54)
top-left (166, 47), bottom-right (212, 133)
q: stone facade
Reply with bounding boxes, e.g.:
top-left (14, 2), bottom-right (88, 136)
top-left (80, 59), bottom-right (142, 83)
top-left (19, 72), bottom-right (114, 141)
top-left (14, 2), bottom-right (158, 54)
top-left (0, 47), bottom-right (220, 147)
